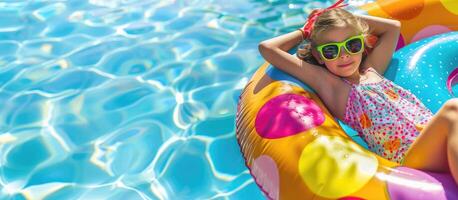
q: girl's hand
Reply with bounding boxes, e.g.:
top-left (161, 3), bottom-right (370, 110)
top-left (297, 40), bottom-right (312, 59)
top-left (364, 34), bottom-right (379, 55)
top-left (366, 34), bottom-right (378, 48)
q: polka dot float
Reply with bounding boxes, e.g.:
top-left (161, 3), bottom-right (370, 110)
top-left (255, 94), bottom-right (325, 139)
top-left (377, 0), bottom-right (424, 20)
top-left (387, 32), bottom-right (458, 113)
top-left (252, 155), bottom-right (280, 200)
top-left (298, 136), bottom-right (378, 199)
top-left (339, 197), bottom-right (366, 200)
top-left (411, 25), bottom-right (452, 43)
top-left (395, 34), bottom-right (405, 50)
top-left (386, 167), bottom-right (452, 200)
top-left (447, 67), bottom-right (458, 96)
top-left (440, 0), bottom-right (458, 15)
top-left (236, 2), bottom-right (458, 198)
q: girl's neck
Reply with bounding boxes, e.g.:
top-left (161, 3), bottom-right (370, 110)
top-left (344, 73), bottom-right (366, 84)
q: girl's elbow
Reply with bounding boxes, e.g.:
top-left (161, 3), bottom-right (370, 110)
top-left (258, 42), bottom-right (270, 51)
top-left (258, 42), bottom-right (274, 56)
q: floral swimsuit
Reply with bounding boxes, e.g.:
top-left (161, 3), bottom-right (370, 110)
top-left (341, 67), bottom-right (433, 163)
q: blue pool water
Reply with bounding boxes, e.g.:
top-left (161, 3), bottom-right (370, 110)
top-left (0, 0), bottom-right (372, 199)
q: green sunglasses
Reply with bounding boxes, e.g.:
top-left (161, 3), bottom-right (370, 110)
top-left (316, 34), bottom-right (365, 61)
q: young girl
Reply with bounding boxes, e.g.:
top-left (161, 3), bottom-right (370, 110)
top-left (258, 2), bottom-right (458, 185)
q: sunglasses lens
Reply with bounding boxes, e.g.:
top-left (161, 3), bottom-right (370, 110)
top-left (346, 38), bottom-right (363, 53)
top-left (322, 45), bottom-right (339, 59)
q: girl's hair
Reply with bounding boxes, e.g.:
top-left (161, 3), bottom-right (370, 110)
top-left (297, 8), bottom-right (372, 71)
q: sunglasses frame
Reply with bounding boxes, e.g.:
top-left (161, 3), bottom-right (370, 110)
top-left (316, 34), bottom-right (365, 61)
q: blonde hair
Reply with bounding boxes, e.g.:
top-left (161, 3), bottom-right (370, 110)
top-left (297, 8), bottom-right (371, 69)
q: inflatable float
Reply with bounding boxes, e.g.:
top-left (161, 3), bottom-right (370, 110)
top-left (235, 0), bottom-right (458, 199)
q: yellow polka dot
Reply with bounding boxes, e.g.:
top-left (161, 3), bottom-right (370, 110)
top-left (298, 136), bottom-right (378, 198)
top-left (440, 0), bottom-right (458, 15)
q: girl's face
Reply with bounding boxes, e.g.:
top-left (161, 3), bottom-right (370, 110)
top-left (312, 26), bottom-right (364, 78)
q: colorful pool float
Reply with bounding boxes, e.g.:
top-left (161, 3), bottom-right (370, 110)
top-left (236, 0), bottom-right (458, 199)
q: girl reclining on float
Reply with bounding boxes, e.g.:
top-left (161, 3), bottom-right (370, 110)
top-left (258, 0), bottom-right (458, 186)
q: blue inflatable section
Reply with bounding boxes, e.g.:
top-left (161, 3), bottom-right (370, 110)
top-left (266, 31), bottom-right (458, 150)
top-left (385, 32), bottom-right (458, 113)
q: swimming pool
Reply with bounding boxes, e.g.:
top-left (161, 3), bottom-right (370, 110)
top-left (0, 0), bottom-right (372, 199)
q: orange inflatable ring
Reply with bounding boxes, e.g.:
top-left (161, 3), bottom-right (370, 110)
top-left (235, 0), bottom-right (458, 199)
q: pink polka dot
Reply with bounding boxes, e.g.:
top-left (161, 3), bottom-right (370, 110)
top-left (411, 25), bottom-right (452, 43)
top-left (252, 155), bottom-right (280, 200)
top-left (386, 167), bottom-right (453, 200)
top-left (255, 94), bottom-right (325, 139)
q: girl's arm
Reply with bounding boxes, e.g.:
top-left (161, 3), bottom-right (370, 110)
top-left (258, 30), bottom-right (345, 119)
top-left (259, 30), bottom-right (304, 53)
top-left (356, 14), bottom-right (400, 36)
top-left (355, 14), bottom-right (401, 75)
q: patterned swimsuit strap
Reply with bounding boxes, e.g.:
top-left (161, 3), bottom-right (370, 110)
top-left (366, 67), bottom-right (384, 79)
top-left (341, 77), bottom-right (353, 85)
